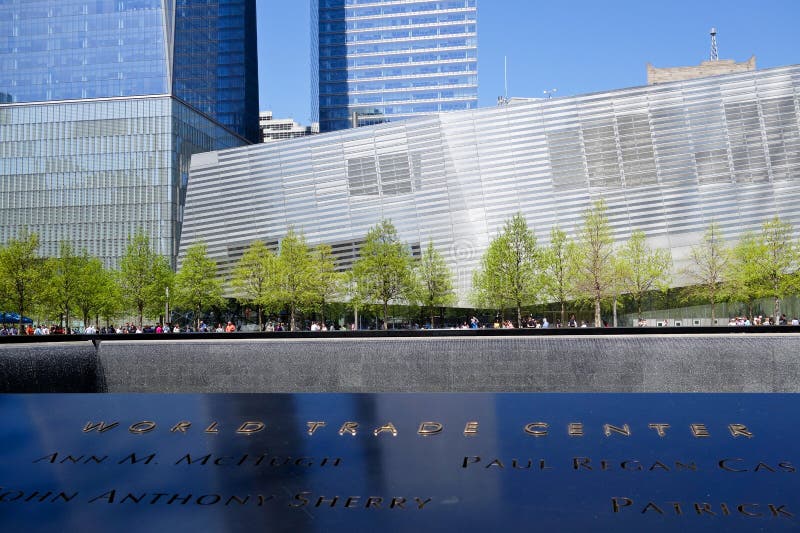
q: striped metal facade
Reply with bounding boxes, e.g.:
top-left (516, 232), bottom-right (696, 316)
top-left (180, 65), bottom-right (800, 305)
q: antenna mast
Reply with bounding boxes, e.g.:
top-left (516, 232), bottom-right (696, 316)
top-left (504, 56), bottom-right (508, 100)
top-left (498, 56), bottom-right (510, 106)
top-left (710, 27), bottom-right (719, 61)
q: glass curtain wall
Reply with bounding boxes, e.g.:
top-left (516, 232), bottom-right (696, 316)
top-left (0, 0), bottom-right (169, 102)
top-left (0, 1), bottom-right (256, 267)
top-left (314, 0), bottom-right (478, 132)
top-left (173, 0), bottom-right (260, 142)
top-left (0, 97), bottom-right (241, 265)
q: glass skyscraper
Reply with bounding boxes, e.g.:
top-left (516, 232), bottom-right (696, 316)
top-left (0, 0), bottom-right (259, 264)
top-left (313, 0), bottom-right (478, 133)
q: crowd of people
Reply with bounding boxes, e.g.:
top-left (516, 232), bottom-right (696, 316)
top-left (726, 314), bottom-right (799, 326)
top-left (3, 312), bottom-right (800, 335)
top-left (0, 321), bottom-right (244, 335)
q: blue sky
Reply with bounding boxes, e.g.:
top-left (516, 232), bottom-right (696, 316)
top-left (257, 0), bottom-right (800, 125)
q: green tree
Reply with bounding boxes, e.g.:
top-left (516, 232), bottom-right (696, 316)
top-left (98, 278), bottom-right (124, 328)
top-left (47, 241), bottom-right (84, 330)
top-left (353, 219), bottom-right (415, 330)
top-left (724, 232), bottom-right (763, 318)
top-left (174, 241), bottom-right (224, 329)
top-left (0, 229), bottom-right (44, 332)
top-left (313, 243), bottom-right (342, 326)
top-left (615, 230), bottom-right (673, 319)
top-left (414, 239), bottom-right (456, 328)
top-left (231, 240), bottom-right (277, 329)
top-left (541, 226), bottom-right (576, 325)
top-left (74, 254), bottom-right (115, 328)
top-left (573, 200), bottom-right (616, 327)
top-left (472, 213), bottom-right (540, 327)
top-left (274, 228), bottom-right (317, 331)
top-left (683, 223), bottom-right (729, 323)
top-left (118, 231), bottom-right (174, 328)
top-left (472, 236), bottom-right (512, 318)
top-left (756, 217), bottom-right (798, 319)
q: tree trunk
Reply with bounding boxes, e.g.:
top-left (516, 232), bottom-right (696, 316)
top-left (560, 301), bottom-right (566, 326)
top-left (710, 298), bottom-right (716, 324)
top-left (18, 296), bottom-right (24, 334)
top-left (290, 305), bottom-right (296, 332)
top-left (613, 295), bottom-right (618, 327)
top-left (774, 296), bottom-right (780, 323)
top-left (516, 303), bottom-right (522, 329)
top-left (430, 308), bottom-right (435, 329)
top-left (354, 306), bottom-right (359, 331)
top-left (382, 301), bottom-right (389, 330)
top-left (138, 304), bottom-right (144, 329)
top-left (594, 297), bottom-right (601, 327)
top-left (258, 307), bottom-right (263, 330)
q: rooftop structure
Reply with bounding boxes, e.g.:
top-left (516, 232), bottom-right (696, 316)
top-left (259, 111), bottom-right (319, 143)
top-left (647, 56), bottom-right (756, 85)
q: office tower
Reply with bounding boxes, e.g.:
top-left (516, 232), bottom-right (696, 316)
top-left (313, 0), bottom-right (478, 132)
top-left (260, 111), bottom-right (319, 143)
top-left (182, 64), bottom-right (800, 305)
top-left (0, 0), bottom-right (259, 265)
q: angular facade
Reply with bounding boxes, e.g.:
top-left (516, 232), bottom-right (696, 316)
top-left (313, 0), bottom-right (478, 132)
top-left (182, 65), bottom-right (800, 305)
top-left (0, 0), bottom-right (258, 264)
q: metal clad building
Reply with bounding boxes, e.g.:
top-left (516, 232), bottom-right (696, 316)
top-left (180, 65), bottom-right (800, 304)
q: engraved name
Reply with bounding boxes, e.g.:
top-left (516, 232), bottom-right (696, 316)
top-left (612, 497), bottom-right (793, 518)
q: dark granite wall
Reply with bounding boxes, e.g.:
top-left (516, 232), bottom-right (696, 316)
top-left (1, 335), bottom-right (792, 393)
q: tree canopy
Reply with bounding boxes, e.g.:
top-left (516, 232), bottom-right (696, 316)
top-left (472, 213), bottom-right (540, 327)
top-left (274, 228), bottom-right (318, 331)
top-left (683, 223), bottom-right (728, 322)
top-left (572, 200), bottom-right (616, 327)
top-left (541, 226), bottom-right (576, 325)
top-left (231, 240), bottom-right (277, 329)
top-left (0, 229), bottom-right (44, 331)
top-left (174, 241), bottom-right (224, 329)
top-left (414, 239), bottom-right (455, 328)
top-left (353, 219), bottom-right (415, 330)
top-left (118, 230), bottom-right (173, 327)
top-left (615, 230), bottom-right (672, 318)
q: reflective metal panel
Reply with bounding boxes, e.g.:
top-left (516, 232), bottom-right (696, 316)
top-left (181, 65), bottom-right (800, 306)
